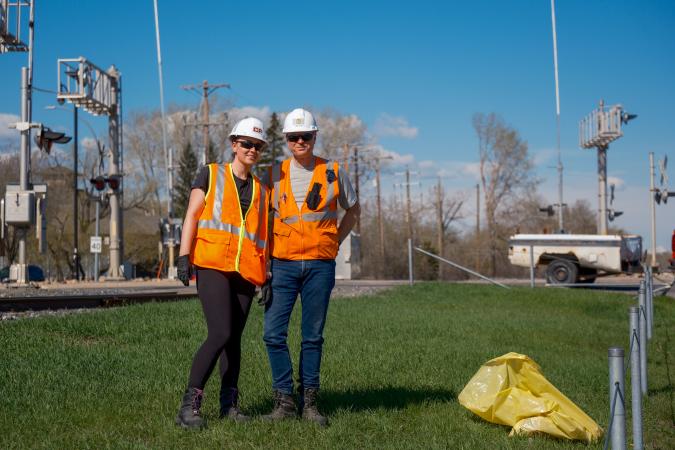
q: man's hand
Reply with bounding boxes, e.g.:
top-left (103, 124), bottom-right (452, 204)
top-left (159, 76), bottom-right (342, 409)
top-left (258, 279), bottom-right (273, 307)
top-left (177, 255), bottom-right (192, 286)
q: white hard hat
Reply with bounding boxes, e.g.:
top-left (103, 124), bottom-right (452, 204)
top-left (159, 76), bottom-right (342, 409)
top-left (282, 108), bottom-right (319, 133)
top-left (229, 117), bottom-right (267, 143)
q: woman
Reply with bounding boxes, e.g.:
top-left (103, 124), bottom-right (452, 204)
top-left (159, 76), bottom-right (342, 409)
top-left (174, 117), bottom-right (270, 429)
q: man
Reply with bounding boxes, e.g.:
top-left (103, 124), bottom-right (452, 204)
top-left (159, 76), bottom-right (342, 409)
top-left (262, 108), bottom-right (359, 427)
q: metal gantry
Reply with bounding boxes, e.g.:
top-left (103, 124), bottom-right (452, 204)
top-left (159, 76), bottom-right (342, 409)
top-left (57, 57), bottom-right (124, 280)
top-left (579, 100), bottom-right (636, 235)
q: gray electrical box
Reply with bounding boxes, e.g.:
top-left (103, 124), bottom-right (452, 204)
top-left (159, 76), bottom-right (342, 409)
top-left (4, 190), bottom-right (35, 225)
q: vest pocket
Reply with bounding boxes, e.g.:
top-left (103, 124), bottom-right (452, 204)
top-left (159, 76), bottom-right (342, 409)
top-left (193, 233), bottom-right (233, 269)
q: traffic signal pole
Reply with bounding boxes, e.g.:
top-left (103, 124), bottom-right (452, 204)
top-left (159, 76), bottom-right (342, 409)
top-left (71, 105), bottom-right (81, 280)
top-left (16, 67), bottom-right (30, 284)
top-left (107, 66), bottom-right (123, 279)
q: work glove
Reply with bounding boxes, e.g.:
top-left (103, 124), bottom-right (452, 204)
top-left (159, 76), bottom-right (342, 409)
top-left (177, 254), bottom-right (192, 287)
top-left (258, 278), bottom-right (273, 307)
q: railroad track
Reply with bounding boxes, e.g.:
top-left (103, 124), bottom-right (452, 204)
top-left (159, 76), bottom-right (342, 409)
top-left (0, 287), bottom-right (198, 312)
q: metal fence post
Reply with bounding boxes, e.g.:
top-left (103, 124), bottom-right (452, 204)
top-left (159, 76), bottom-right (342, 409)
top-left (638, 281), bottom-right (648, 396)
top-left (608, 347), bottom-right (626, 450)
top-left (529, 244), bottom-right (535, 288)
top-left (407, 238), bottom-right (413, 286)
top-left (646, 267), bottom-right (653, 340)
top-left (628, 307), bottom-right (643, 450)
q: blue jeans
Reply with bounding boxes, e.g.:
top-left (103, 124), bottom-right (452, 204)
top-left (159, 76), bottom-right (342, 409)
top-left (263, 258), bottom-right (336, 395)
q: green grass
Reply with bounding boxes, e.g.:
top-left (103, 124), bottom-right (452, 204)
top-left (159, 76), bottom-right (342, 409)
top-left (1, 284), bottom-right (673, 449)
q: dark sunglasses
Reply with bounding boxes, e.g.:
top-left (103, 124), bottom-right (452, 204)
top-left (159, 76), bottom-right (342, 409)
top-left (287, 133), bottom-right (315, 143)
top-left (236, 139), bottom-right (265, 151)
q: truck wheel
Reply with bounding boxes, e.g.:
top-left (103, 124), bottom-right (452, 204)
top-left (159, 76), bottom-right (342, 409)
top-left (546, 260), bottom-right (578, 284)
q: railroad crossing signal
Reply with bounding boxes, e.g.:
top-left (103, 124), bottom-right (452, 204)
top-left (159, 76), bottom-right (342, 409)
top-left (33, 125), bottom-right (71, 154)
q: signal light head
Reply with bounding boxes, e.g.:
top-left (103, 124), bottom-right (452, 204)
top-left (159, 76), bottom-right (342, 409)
top-left (90, 176), bottom-right (106, 191)
top-left (106, 175), bottom-right (120, 191)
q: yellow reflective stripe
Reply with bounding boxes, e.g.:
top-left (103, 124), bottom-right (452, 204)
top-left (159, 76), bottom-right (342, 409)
top-left (228, 164), bottom-right (258, 273)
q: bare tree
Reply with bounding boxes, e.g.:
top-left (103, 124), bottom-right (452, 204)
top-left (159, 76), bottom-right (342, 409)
top-left (473, 113), bottom-right (537, 276)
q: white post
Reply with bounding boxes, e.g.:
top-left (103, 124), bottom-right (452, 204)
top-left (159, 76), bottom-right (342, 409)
top-left (608, 347), bottom-right (626, 450)
top-left (628, 307), bottom-right (643, 450)
top-left (638, 281), bottom-right (648, 395)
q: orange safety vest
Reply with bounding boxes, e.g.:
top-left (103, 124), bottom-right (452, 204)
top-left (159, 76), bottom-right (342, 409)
top-left (191, 163), bottom-right (269, 286)
top-left (270, 156), bottom-right (340, 260)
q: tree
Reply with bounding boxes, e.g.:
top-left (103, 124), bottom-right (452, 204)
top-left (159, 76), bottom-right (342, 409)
top-left (473, 113), bottom-right (537, 276)
top-left (259, 112), bottom-right (284, 167)
top-left (206, 138), bottom-right (220, 164)
top-left (174, 141), bottom-right (198, 219)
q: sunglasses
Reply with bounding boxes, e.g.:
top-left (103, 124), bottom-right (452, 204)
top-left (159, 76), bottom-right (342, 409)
top-left (236, 140), bottom-right (265, 151)
top-left (287, 133), bottom-right (315, 143)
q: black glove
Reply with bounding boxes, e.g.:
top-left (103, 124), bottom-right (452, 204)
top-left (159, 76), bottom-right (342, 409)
top-left (177, 254), bottom-right (192, 287)
top-left (258, 279), bottom-right (273, 307)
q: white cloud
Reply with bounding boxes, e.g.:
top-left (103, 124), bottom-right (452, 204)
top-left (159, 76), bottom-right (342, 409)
top-left (227, 106), bottom-right (271, 123)
top-left (607, 176), bottom-right (625, 190)
top-left (0, 113), bottom-right (20, 139)
top-left (418, 160), bottom-right (435, 169)
top-left (373, 113), bottom-right (418, 139)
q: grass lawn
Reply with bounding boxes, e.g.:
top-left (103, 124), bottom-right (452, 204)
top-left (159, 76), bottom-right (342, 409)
top-left (1, 283), bottom-right (673, 449)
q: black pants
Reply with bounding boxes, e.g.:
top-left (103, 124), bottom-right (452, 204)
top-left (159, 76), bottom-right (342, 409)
top-left (187, 268), bottom-right (255, 390)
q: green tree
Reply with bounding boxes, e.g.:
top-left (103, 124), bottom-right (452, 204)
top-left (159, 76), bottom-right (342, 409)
top-left (206, 138), bottom-right (220, 164)
top-left (260, 112), bottom-right (284, 167)
top-left (174, 141), bottom-right (198, 219)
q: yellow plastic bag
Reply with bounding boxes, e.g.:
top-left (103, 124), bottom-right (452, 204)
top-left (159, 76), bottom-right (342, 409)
top-left (458, 352), bottom-right (602, 443)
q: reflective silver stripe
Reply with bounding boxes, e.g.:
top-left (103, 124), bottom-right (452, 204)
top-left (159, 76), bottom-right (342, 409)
top-left (282, 215), bottom-right (299, 225)
top-left (212, 164), bottom-right (226, 222)
top-left (302, 210), bottom-right (338, 222)
top-left (197, 221), bottom-right (265, 249)
top-left (198, 221), bottom-right (238, 234)
top-left (198, 164), bottom-right (265, 250)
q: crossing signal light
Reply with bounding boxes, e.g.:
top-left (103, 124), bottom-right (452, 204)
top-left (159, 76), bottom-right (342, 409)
top-left (90, 176), bottom-right (106, 191)
top-left (106, 175), bottom-right (121, 191)
top-left (34, 126), bottom-right (71, 154)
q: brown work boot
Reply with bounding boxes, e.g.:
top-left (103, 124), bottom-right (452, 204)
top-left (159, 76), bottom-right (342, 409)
top-left (301, 388), bottom-right (328, 427)
top-left (219, 387), bottom-right (250, 422)
top-left (175, 387), bottom-right (207, 429)
top-left (261, 390), bottom-right (297, 421)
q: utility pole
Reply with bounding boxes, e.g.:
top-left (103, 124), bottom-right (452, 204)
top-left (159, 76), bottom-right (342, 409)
top-left (476, 183), bottom-right (480, 271)
top-left (436, 178), bottom-right (443, 279)
top-left (550, 0), bottom-right (564, 232)
top-left (649, 152), bottom-right (657, 268)
top-left (71, 105), bottom-right (80, 280)
top-left (181, 80), bottom-right (230, 165)
top-left (353, 146), bottom-right (360, 234)
top-left (376, 159), bottom-right (384, 273)
top-left (394, 168), bottom-right (419, 244)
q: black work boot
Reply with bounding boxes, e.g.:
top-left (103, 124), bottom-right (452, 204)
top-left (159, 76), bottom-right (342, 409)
top-left (261, 390), bottom-right (297, 421)
top-left (219, 387), bottom-right (250, 422)
top-left (301, 388), bottom-right (328, 427)
top-left (175, 387), bottom-right (206, 429)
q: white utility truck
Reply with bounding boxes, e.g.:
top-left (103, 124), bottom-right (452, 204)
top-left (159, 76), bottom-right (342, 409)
top-left (508, 234), bottom-right (642, 284)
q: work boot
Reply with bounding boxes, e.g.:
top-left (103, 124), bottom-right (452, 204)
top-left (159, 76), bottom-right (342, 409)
top-left (301, 388), bottom-right (328, 427)
top-left (261, 390), bottom-right (297, 421)
top-left (219, 387), bottom-right (250, 422)
top-left (175, 387), bottom-right (206, 429)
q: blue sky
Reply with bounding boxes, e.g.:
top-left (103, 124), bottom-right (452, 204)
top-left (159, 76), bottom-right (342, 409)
top-left (1, 1), bottom-right (674, 248)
